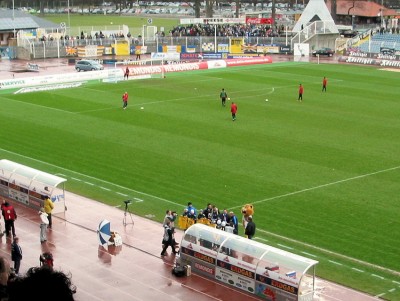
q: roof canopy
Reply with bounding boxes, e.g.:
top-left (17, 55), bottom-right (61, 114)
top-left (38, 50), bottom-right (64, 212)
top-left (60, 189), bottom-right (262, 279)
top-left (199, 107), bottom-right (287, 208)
top-left (293, 0), bottom-right (339, 32)
top-left (184, 223), bottom-right (318, 280)
top-left (0, 159), bottom-right (66, 195)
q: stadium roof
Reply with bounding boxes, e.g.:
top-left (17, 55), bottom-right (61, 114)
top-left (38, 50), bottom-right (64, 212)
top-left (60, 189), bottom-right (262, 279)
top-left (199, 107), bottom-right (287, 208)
top-left (326, 0), bottom-right (400, 17)
top-left (0, 9), bottom-right (59, 31)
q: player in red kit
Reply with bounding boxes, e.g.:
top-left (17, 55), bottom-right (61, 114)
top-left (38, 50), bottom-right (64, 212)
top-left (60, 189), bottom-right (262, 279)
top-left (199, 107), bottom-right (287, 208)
top-left (124, 67), bottom-right (130, 80)
top-left (298, 84), bottom-right (304, 102)
top-left (322, 77), bottom-right (327, 92)
top-left (230, 102), bottom-right (237, 121)
top-left (122, 92), bottom-right (128, 109)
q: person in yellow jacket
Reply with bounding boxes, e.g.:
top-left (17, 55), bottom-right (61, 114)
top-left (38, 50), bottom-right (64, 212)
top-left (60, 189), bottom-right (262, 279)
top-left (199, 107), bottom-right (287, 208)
top-left (43, 196), bottom-right (54, 229)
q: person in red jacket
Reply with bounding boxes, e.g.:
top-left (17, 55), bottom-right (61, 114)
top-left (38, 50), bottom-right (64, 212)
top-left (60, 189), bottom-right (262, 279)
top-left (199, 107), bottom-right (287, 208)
top-left (322, 77), bottom-right (327, 92)
top-left (2, 202), bottom-right (17, 237)
top-left (230, 102), bottom-right (238, 121)
top-left (124, 67), bottom-right (130, 80)
top-left (122, 92), bottom-right (128, 110)
top-left (298, 84), bottom-right (304, 101)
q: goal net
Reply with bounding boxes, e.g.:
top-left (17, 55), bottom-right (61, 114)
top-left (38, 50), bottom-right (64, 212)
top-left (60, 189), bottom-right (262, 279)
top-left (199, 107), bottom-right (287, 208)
top-left (114, 58), bottom-right (166, 81)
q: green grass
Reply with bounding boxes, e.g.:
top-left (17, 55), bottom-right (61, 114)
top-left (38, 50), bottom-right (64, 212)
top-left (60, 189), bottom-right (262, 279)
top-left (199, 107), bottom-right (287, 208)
top-left (1, 62), bottom-right (400, 299)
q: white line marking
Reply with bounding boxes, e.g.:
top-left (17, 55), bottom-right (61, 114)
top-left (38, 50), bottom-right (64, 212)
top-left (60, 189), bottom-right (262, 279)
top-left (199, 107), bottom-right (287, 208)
top-left (372, 274), bottom-right (385, 280)
top-left (116, 192), bottom-right (129, 197)
top-left (277, 244), bottom-right (293, 250)
top-left (393, 280), bottom-right (400, 285)
top-left (99, 186), bottom-right (111, 191)
top-left (3, 97), bottom-right (75, 114)
top-left (75, 86), bottom-right (285, 114)
top-left (84, 182), bottom-right (95, 186)
top-left (1, 147), bottom-right (399, 277)
top-left (134, 198), bottom-right (144, 202)
top-left (329, 260), bottom-right (343, 266)
top-left (71, 177), bottom-right (81, 182)
top-left (257, 227), bottom-right (400, 277)
top-left (301, 252), bottom-right (317, 258)
top-left (255, 237), bottom-right (268, 242)
top-left (388, 288), bottom-right (396, 292)
top-left (375, 293), bottom-right (386, 297)
top-left (230, 165), bottom-right (400, 210)
top-left (351, 268), bottom-right (364, 273)
top-left (0, 147), bottom-right (184, 208)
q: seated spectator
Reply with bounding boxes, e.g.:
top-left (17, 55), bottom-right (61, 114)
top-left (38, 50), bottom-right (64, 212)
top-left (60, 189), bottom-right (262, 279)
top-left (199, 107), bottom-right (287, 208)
top-left (187, 209), bottom-right (197, 222)
top-left (197, 209), bottom-right (206, 220)
top-left (8, 266), bottom-right (76, 301)
top-left (211, 207), bottom-right (220, 223)
top-left (202, 203), bottom-right (213, 220)
top-left (185, 202), bottom-right (197, 216)
top-left (219, 209), bottom-right (230, 223)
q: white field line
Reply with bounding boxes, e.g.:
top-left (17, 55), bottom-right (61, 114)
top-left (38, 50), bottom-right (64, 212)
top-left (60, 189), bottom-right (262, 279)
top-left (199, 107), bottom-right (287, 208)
top-left (257, 227), bottom-right (400, 277)
top-left (74, 85), bottom-right (282, 114)
top-left (230, 165), bottom-right (400, 210)
top-left (0, 147), bottom-right (183, 208)
top-left (1, 148), bottom-right (399, 277)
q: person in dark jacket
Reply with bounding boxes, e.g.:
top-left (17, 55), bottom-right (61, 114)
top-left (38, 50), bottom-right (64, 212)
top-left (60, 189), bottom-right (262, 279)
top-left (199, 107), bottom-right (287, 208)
top-left (11, 237), bottom-right (22, 275)
top-left (161, 220), bottom-right (177, 256)
top-left (245, 215), bottom-right (256, 239)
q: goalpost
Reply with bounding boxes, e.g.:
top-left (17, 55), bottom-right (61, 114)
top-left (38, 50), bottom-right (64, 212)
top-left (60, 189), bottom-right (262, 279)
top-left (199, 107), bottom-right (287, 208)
top-left (114, 58), bottom-right (166, 81)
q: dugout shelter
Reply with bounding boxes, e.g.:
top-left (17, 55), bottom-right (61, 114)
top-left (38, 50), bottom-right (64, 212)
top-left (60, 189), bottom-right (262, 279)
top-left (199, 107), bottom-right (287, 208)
top-left (0, 159), bottom-right (66, 213)
top-left (179, 223), bottom-right (318, 301)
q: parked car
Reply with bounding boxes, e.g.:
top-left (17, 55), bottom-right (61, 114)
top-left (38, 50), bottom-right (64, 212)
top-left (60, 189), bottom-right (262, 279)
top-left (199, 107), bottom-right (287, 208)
top-left (312, 47), bottom-right (334, 57)
top-left (340, 30), bottom-right (358, 38)
top-left (75, 60), bottom-right (104, 72)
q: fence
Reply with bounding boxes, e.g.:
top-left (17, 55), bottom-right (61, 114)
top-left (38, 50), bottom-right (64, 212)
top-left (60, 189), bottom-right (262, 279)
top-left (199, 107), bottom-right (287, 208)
top-left (17, 35), bottom-right (290, 59)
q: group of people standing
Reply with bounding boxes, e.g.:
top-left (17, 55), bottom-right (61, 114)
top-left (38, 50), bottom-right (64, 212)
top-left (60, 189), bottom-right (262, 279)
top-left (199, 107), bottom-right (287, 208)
top-left (160, 202), bottom-right (258, 256)
top-left (220, 77), bottom-right (328, 113)
top-left (0, 196), bottom-right (54, 276)
top-left (0, 198), bottom-right (76, 300)
top-left (298, 76), bottom-right (328, 101)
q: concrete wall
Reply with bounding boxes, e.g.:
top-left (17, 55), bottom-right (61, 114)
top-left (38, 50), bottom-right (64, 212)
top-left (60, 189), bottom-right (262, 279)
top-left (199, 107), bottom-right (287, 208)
top-left (308, 34), bottom-right (340, 52)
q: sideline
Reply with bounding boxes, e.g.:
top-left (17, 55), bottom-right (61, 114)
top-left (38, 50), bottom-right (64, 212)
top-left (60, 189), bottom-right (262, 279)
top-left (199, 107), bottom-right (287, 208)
top-left (1, 146), bottom-right (399, 279)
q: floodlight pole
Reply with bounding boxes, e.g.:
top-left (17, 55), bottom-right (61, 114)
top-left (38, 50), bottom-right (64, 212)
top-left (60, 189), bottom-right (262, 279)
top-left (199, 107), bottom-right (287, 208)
top-left (142, 25), bottom-right (146, 46)
top-left (214, 24), bottom-right (217, 53)
top-left (67, 0), bottom-right (71, 36)
top-left (12, 0), bottom-right (16, 37)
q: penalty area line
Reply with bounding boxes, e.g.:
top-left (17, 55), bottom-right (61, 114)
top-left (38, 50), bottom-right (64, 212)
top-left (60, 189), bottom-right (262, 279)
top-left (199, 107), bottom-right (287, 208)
top-left (230, 165), bottom-right (400, 210)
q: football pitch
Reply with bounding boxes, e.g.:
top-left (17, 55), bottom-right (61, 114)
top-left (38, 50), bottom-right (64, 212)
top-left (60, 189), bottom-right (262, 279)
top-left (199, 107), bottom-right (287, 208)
top-left (0, 61), bottom-right (399, 299)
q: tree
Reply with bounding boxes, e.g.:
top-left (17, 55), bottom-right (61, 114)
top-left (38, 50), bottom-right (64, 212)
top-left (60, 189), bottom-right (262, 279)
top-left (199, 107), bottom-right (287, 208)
top-left (205, 0), bottom-right (215, 17)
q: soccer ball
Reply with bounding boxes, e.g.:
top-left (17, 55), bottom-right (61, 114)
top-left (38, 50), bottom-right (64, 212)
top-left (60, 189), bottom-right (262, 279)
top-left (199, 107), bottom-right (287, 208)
top-left (265, 99), bottom-right (269, 102)
top-left (140, 107), bottom-right (144, 110)
top-left (227, 97), bottom-right (231, 100)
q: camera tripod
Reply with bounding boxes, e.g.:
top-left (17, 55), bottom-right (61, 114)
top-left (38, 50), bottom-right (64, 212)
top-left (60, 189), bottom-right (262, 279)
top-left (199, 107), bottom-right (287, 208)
top-left (123, 200), bottom-right (134, 226)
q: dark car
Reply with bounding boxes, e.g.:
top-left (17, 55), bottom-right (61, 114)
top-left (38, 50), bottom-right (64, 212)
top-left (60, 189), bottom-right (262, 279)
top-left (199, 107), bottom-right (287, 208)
top-left (312, 47), bottom-right (334, 57)
top-left (340, 30), bottom-right (358, 38)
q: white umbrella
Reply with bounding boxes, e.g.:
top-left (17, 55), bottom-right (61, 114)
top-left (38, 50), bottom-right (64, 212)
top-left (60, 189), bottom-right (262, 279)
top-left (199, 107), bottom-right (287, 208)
top-left (97, 219), bottom-right (111, 248)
